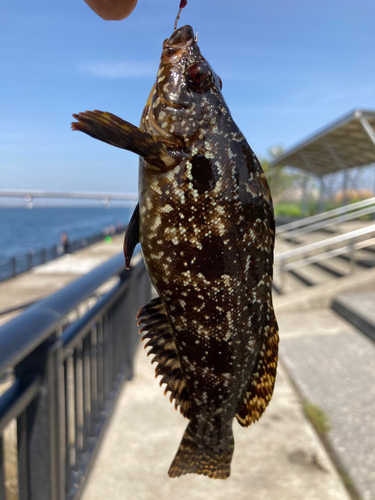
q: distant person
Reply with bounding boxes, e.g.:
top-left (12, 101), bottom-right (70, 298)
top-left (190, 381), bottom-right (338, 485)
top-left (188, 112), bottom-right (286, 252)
top-left (116, 222), bottom-right (124, 234)
top-left (60, 232), bottom-right (70, 254)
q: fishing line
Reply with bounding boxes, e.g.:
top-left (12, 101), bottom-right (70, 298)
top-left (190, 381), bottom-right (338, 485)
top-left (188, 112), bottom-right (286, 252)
top-left (174, 0), bottom-right (187, 31)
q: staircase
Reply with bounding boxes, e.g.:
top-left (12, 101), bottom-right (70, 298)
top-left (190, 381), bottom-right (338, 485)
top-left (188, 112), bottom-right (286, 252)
top-left (273, 197), bottom-right (375, 298)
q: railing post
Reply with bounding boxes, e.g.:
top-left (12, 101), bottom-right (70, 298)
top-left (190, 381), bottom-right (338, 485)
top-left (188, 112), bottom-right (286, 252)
top-left (0, 436), bottom-right (6, 500)
top-left (15, 337), bottom-right (65, 500)
top-left (27, 252), bottom-right (33, 270)
top-left (349, 240), bottom-right (356, 274)
top-left (11, 257), bottom-right (17, 277)
top-left (279, 260), bottom-right (286, 295)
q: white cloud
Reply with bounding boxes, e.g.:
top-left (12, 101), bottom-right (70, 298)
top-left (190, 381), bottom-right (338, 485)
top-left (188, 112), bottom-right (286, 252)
top-left (78, 60), bottom-right (157, 79)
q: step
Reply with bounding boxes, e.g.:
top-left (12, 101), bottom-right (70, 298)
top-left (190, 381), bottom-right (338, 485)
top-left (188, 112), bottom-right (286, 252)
top-left (273, 271), bottom-right (307, 295)
top-left (332, 292), bottom-right (375, 343)
top-left (289, 264), bottom-right (333, 287)
top-left (313, 257), bottom-right (351, 278)
top-left (337, 248), bottom-right (375, 269)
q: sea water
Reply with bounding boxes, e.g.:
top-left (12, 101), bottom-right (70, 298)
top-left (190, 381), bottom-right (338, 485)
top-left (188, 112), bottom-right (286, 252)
top-left (0, 207), bottom-right (131, 260)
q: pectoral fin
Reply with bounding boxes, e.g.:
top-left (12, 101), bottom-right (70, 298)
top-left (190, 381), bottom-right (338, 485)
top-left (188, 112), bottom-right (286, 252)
top-left (124, 203), bottom-right (140, 269)
top-left (72, 110), bottom-right (178, 170)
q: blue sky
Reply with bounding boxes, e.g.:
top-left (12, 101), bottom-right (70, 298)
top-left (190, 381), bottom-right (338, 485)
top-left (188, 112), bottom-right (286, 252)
top-left (1, 0), bottom-right (374, 195)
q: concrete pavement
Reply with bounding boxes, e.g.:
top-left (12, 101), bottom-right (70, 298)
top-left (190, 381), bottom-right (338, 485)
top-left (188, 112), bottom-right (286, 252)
top-left (278, 308), bottom-right (375, 500)
top-left (81, 339), bottom-right (350, 500)
top-left (0, 234), bottom-right (125, 326)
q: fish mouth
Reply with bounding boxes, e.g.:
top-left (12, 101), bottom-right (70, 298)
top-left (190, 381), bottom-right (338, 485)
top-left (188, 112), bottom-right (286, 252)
top-left (143, 25), bottom-right (196, 149)
top-left (167, 25), bottom-right (194, 46)
top-left (162, 25), bottom-right (195, 56)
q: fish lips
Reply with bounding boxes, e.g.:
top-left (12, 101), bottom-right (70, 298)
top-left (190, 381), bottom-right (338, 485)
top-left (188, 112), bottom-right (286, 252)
top-left (166, 25), bottom-right (194, 47)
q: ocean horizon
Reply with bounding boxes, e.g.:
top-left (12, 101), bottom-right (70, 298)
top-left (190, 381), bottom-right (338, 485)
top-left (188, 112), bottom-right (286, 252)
top-left (0, 206), bottom-right (132, 260)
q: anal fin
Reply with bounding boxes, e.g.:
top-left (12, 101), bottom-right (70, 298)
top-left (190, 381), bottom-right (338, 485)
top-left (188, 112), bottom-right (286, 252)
top-left (236, 317), bottom-right (279, 427)
top-left (137, 297), bottom-right (191, 418)
top-left (124, 203), bottom-right (140, 269)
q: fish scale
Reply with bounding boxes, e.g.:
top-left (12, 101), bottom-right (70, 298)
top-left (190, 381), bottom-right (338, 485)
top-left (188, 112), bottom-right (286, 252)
top-left (72, 24), bottom-right (279, 479)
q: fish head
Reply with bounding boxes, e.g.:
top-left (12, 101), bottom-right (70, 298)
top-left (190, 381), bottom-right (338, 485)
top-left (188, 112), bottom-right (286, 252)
top-left (141, 25), bottom-right (225, 150)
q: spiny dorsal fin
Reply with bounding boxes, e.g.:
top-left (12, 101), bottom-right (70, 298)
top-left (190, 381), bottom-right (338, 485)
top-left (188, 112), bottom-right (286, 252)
top-left (137, 297), bottom-right (191, 418)
top-left (236, 316), bottom-right (279, 427)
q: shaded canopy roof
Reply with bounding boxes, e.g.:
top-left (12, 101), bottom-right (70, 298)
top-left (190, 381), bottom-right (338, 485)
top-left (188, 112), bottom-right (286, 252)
top-left (270, 109), bottom-right (375, 176)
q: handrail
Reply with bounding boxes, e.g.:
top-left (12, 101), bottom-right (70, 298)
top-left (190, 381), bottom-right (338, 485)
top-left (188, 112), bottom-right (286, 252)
top-left (0, 230), bottom-right (115, 283)
top-left (0, 252), bottom-right (126, 378)
top-left (275, 223), bottom-right (375, 264)
top-left (276, 196), bottom-right (375, 234)
top-left (0, 376), bottom-right (42, 434)
top-left (0, 250), bottom-right (150, 500)
top-left (283, 204), bottom-right (375, 238)
top-left (274, 237), bottom-right (375, 274)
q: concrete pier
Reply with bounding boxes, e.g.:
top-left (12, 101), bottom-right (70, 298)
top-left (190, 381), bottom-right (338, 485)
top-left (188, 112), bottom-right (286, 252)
top-left (80, 343), bottom-right (350, 500)
top-left (2, 228), bottom-right (374, 498)
top-left (0, 234), bottom-right (125, 326)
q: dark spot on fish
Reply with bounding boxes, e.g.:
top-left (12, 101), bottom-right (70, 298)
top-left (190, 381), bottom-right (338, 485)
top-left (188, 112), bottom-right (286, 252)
top-left (191, 154), bottom-right (218, 195)
top-left (192, 234), bottom-right (227, 281)
top-left (247, 248), bottom-right (268, 285)
top-left (248, 300), bottom-right (262, 316)
top-left (241, 144), bottom-right (258, 177)
top-left (205, 335), bottom-right (233, 373)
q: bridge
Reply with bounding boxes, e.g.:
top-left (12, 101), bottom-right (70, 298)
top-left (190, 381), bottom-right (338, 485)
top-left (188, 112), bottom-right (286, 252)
top-left (0, 190), bottom-right (138, 209)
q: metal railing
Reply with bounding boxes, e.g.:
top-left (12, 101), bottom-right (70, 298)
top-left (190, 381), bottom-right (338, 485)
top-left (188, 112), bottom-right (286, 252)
top-left (0, 251), bottom-right (151, 500)
top-left (276, 196), bottom-right (375, 236)
top-left (281, 204), bottom-right (375, 239)
top-left (0, 231), bottom-right (111, 283)
top-left (274, 224), bottom-right (375, 294)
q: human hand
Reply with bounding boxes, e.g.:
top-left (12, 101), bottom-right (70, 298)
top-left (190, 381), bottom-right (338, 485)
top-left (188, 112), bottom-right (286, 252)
top-left (83, 0), bottom-right (138, 21)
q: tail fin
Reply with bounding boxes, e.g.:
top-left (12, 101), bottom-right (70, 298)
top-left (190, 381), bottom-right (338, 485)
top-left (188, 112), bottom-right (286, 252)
top-left (168, 422), bottom-right (234, 479)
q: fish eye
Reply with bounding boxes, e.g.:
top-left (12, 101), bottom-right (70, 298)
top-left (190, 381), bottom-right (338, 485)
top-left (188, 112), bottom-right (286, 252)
top-left (186, 62), bottom-right (212, 92)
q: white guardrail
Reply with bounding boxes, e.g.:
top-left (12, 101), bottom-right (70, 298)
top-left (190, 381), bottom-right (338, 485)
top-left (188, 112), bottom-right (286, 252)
top-left (274, 224), bottom-right (375, 294)
top-left (277, 196), bottom-right (375, 236)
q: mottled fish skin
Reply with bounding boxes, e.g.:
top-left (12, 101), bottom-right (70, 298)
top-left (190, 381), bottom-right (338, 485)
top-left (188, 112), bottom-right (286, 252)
top-left (71, 24), bottom-right (279, 480)
top-left (138, 25), bottom-right (279, 478)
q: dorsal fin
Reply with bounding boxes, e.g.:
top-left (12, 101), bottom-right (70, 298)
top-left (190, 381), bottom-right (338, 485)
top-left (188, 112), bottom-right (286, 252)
top-left (236, 317), bottom-right (279, 427)
top-left (137, 297), bottom-right (191, 418)
top-left (124, 203), bottom-right (140, 269)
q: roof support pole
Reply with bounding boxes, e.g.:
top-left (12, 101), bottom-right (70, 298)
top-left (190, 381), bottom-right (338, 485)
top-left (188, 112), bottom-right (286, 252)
top-left (301, 175), bottom-right (309, 217)
top-left (318, 175), bottom-right (325, 214)
top-left (300, 154), bottom-right (312, 217)
top-left (323, 140), bottom-right (348, 206)
top-left (358, 115), bottom-right (375, 147)
top-left (358, 116), bottom-right (375, 212)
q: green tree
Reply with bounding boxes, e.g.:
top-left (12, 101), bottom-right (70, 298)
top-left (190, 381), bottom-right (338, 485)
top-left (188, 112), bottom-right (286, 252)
top-left (260, 147), bottom-right (302, 203)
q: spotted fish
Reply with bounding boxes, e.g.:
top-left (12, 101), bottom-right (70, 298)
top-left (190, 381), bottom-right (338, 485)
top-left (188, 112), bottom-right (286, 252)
top-left (72, 24), bottom-right (279, 480)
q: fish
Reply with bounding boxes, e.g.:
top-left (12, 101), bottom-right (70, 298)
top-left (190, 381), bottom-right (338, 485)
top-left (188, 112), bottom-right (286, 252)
top-left (72, 24), bottom-right (279, 480)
